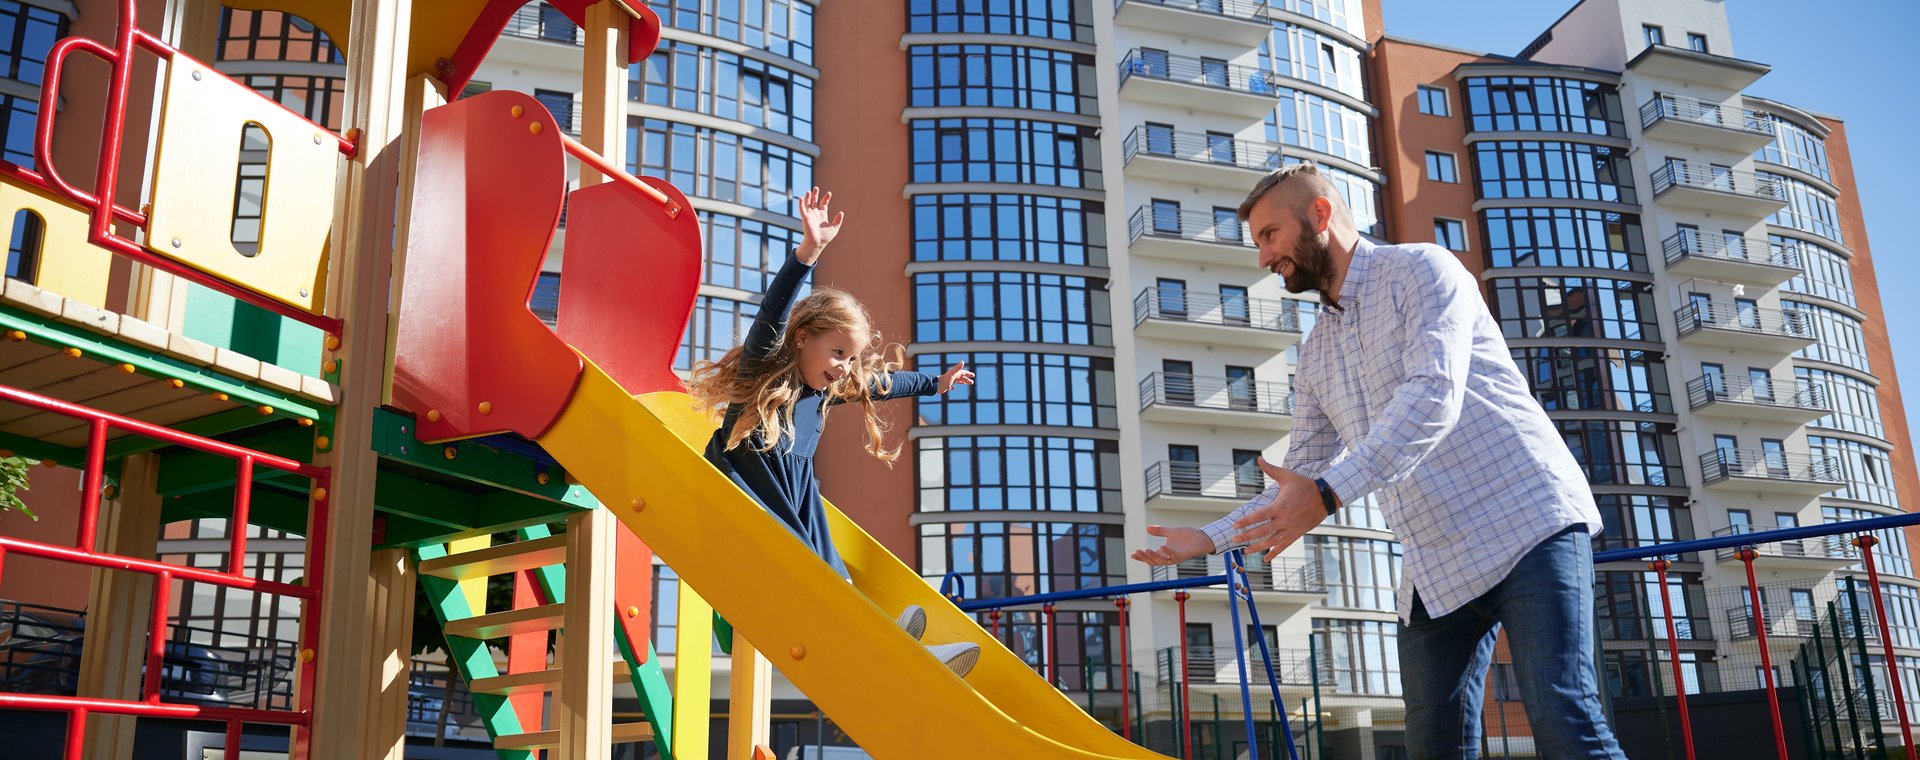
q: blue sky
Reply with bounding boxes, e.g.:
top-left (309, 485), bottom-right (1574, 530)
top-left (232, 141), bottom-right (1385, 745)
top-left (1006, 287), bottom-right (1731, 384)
top-left (1379, 0), bottom-right (1920, 455)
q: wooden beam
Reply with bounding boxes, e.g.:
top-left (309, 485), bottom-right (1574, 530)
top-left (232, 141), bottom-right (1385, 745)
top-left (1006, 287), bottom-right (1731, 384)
top-left (557, 507), bottom-right (618, 757)
top-left (300, 0), bottom-right (412, 751)
top-left (727, 636), bottom-right (773, 760)
top-left (77, 454), bottom-right (162, 760)
top-left (673, 580), bottom-right (714, 760)
top-left (359, 548), bottom-right (418, 759)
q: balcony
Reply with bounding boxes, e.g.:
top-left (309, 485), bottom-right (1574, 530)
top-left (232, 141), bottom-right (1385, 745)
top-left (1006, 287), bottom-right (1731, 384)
top-left (1650, 161), bottom-right (1788, 218)
top-left (1144, 461), bottom-right (1268, 512)
top-left (1699, 449), bottom-right (1844, 497)
top-left (1126, 207), bottom-right (1258, 268)
top-left (1686, 374), bottom-right (1830, 426)
top-left (501, 3), bottom-right (585, 45)
top-left (1118, 49), bottom-right (1280, 118)
top-left (1625, 44), bottom-right (1770, 92)
top-left (1149, 553), bottom-right (1325, 598)
top-left (1112, 0), bottom-right (1273, 45)
top-left (1711, 525), bottom-right (1858, 570)
top-left (1133, 287), bottom-right (1304, 349)
top-left (1661, 229), bottom-right (1803, 287)
top-left (1155, 645), bottom-right (1324, 689)
top-left (1122, 126), bottom-right (1282, 189)
top-left (1639, 94), bottom-right (1778, 154)
top-left (1139, 373), bottom-right (1293, 432)
top-left (1674, 302), bottom-right (1815, 354)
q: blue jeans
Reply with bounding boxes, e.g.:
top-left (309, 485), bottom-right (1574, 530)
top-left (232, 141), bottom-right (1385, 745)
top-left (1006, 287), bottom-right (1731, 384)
top-left (1400, 527), bottom-right (1625, 759)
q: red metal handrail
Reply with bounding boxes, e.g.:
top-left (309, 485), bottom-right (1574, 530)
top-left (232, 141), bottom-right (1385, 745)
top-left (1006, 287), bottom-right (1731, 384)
top-left (0, 382), bottom-right (329, 760)
top-left (26, 0), bottom-right (354, 336)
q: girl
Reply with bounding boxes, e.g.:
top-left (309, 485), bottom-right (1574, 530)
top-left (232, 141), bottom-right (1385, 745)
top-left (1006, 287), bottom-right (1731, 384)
top-left (687, 187), bottom-right (981, 676)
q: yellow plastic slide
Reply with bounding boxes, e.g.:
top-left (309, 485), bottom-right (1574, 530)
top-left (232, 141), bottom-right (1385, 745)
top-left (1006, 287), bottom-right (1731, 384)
top-left (533, 353), bottom-right (1173, 759)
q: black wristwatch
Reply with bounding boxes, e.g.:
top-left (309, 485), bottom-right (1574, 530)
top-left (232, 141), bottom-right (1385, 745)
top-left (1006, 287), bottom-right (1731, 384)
top-left (1314, 477), bottom-right (1340, 516)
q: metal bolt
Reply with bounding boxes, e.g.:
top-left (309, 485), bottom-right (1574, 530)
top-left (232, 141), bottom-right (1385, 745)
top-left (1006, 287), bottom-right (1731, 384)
top-left (191, 70), bottom-right (202, 81)
top-left (299, 288), bottom-right (310, 297)
top-left (170, 238), bottom-right (181, 248)
top-left (313, 134), bottom-right (323, 145)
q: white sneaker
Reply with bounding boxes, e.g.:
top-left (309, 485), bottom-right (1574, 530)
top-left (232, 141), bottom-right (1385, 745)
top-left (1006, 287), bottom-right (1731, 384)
top-left (926, 642), bottom-right (980, 678)
top-left (895, 605), bottom-right (928, 641)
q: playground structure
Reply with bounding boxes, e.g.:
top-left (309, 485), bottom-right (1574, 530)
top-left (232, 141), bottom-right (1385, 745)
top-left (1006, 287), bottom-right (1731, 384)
top-left (4, 1), bottom-right (1920, 759)
top-left (0, 0), bottom-right (1241, 756)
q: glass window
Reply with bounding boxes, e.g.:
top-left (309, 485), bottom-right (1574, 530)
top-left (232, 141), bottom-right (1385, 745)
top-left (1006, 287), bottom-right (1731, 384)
top-left (1755, 116), bottom-right (1832, 182)
top-left (1765, 174), bottom-right (1843, 243)
top-left (911, 270), bottom-right (1112, 346)
top-left (1472, 141), bottom-right (1636, 203)
top-left (1510, 346), bottom-right (1671, 414)
top-left (0, 92), bottom-right (37, 169)
top-left (906, 0), bottom-right (1094, 44)
top-left (1306, 536), bottom-right (1402, 612)
top-left (1686, 33), bottom-right (1708, 53)
top-left (1425, 151), bottom-right (1457, 183)
top-left (1796, 367), bottom-right (1884, 440)
top-left (1489, 276), bottom-right (1660, 342)
top-left (1262, 22), bottom-right (1365, 100)
top-left (1481, 207), bottom-right (1646, 271)
top-left (917, 521), bottom-right (1125, 600)
top-left (1150, 199), bottom-right (1180, 234)
top-left (1788, 301), bottom-right (1872, 374)
top-left (629, 118), bottom-right (815, 217)
top-left (907, 44), bottom-right (1095, 116)
top-left (914, 351), bottom-right (1117, 429)
top-left (1826, 507), bottom-right (1912, 577)
top-left (1269, 0), bottom-right (1364, 39)
top-left (1592, 494), bottom-right (1694, 553)
top-left (1462, 76), bottom-right (1625, 137)
top-left (1780, 237), bottom-right (1855, 308)
top-left (6, 209), bottom-right (42, 283)
top-left (660, 0), bottom-right (815, 64)
top-left (912, 193), bottom-right (1106, 266)
top-left (240, 74), bottom-right (345, 130)
top-left (1811, 438), bottom-right (1900, 509)
top-left (674, 296), bottom-right (756, 371)
top-left (700, 212), bottom-right (801, 293)
top-left (910, 118), bottom-right (1101, 189)
top-left (1314, 620), bottom-right (1401, 696)
top-left (1555, 419), bottom-right (1685, 487)
top-left (1643, 24), bottom-right (1664, 47)
top-left (1156, 278), bottom-right (1187, 317)
top-left (1595, 569), bottom-right (1708, 646)
top-left (1417, 85), bottom-right (1449, 117)
top-left (529, 273), bottom-right (561, 325)
top-left (1434, 218), bottom-right (1467, 251)
top-left (630, 39), bottom-right (816, 140)
top-left (1272, 90), bottom-right (1373, 166)
top-left (217, 8), bottom-right (341, 63)
top-left (915, 436), bottom-right (1120, 514)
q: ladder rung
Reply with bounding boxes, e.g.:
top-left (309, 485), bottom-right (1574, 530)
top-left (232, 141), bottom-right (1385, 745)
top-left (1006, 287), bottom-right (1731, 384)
top-left (469, 661), bottom-right (635, 696)
top-left (443, 604), bottom-right (566, 640)
top-left (493, 721), bottom-right (655, 750)
top-left (419, 534), bottom-right (568, 580)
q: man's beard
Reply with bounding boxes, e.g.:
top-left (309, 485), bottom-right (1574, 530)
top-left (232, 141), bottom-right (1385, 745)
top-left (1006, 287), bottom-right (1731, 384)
top-left (1279, 225), bottom-right (1334, 297)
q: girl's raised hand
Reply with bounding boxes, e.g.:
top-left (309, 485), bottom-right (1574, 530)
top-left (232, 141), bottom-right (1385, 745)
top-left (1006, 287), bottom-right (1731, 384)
top-left (937, 361), bottom-right (975, 394)
top-left (795, 187), bottom-right (845, 264)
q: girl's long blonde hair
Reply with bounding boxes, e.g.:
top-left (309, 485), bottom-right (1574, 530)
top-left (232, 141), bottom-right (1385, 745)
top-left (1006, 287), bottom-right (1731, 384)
top-left (686, 287), bottom-right (907, 462)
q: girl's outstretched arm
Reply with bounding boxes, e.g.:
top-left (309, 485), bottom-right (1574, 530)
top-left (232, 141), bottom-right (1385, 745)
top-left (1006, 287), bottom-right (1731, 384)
top-left (862, 362), bottom-right (973, 402)
top-left (742, 187), bottom-right (842, 362)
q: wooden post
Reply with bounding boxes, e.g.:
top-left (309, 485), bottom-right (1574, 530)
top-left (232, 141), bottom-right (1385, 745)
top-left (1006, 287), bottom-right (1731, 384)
top-left (357, 548), bottom-right (418, 759)
top-left (675, 580), bottom-right (715, 760)
top-left (727, 637), bottom-right (772, 760)
top-left (75, 454), bottom-right (161, 760)
top-left (557, 507), bottom-right (618, 756)
top-left (299, 0), bottom-right (411, 754)
top-left (578, 0), bottom-right (630, 189)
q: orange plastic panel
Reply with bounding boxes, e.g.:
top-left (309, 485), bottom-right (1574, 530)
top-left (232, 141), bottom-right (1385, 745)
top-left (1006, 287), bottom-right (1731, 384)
top-left (553, 177), bottom-right (702, 396)
top-left (391, 89), bottom-right (582, 443)
top-left (614, 523), bottom-right (652, 665)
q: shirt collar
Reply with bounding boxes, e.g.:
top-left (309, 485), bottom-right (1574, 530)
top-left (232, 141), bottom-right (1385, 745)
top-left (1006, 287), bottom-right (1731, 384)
top-left (1325, 236), bottom-right (1375, 312)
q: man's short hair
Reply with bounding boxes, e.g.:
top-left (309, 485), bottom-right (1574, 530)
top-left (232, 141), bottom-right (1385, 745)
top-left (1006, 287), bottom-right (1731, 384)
top-left (1236, 163), bottom-right (1346, 224)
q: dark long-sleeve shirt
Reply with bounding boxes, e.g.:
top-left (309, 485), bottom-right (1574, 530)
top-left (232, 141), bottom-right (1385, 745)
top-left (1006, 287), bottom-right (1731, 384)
top-left (704, 255), bottom-right (937, 577)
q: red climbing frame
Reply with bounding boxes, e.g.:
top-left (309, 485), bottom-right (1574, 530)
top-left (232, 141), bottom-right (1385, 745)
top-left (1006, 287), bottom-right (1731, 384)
top-left (0, 384), bottom-right (330, 760)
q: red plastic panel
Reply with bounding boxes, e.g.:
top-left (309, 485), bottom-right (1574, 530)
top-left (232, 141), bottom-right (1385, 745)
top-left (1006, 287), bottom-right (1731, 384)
top-left (391, 90), bottom-right (583, 443)
top-left (614, 524), bottom-right (653, 664)
top-left (553, 177), bottom-right (702, 396)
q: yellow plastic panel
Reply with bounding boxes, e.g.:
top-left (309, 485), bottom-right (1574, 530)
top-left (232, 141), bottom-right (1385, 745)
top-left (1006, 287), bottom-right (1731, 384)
top-left (672, 579), bottom-right (713, 760)
top-left (447, 536), bottom-right (492, 616)
top-left (534, 358), bottom-right (1171, 760)
top-left (0, 177), bottom-right (111, 308)
top-left (146, 56), bottom-right (337, 314)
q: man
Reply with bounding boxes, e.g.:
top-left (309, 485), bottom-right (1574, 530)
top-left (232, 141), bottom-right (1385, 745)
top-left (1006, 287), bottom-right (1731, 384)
top-left (1131, 164), bottom-right (1625, 759)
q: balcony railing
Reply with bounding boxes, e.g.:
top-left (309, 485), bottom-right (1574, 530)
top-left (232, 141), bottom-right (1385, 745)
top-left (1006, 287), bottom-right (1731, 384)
top-left (1154, 645), bottom-right (1323, 687)
top-left (1699, 448), bottom-right (1842, 486)
top-left (1144, 461), bottom-right (1269, 502)
top-left (1149, 553), bottom-right (1325, 594)
top-left (1651, 161), bottom-right (1787, 201)
top-left (1686, 374), bottom-right (1828, 412)
top-left (1639, 93), bottom-right (1775, 136)
top-left (1663, 229), bottom-right (1801, 270)
top-left (1710, 524), bottom-right (1857, 563)
top-left (502, 2), bottom-right (584, 45)
top-left (1114, 0), bottom-right (1272, 24)
top-left (1127, 206), bottom-right (1254, 248)
top-left (1139, 372), bottom-right (1292, 416)
top-left (1133, 287), bottom-right (1302, 333)
top-left (1118, 49), bottom-right (1277, 97)
top-left (1675, 302), bottom-right (1813, 340)
top-left (1121, 125), bottom-right (1282, 173)
top-left (1725, 609), bottom-right (1821, 640)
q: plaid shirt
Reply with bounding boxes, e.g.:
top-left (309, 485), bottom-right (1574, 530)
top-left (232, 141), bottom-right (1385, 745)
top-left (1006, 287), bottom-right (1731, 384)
top-left (1203, 238), bottom-right (1602, 622)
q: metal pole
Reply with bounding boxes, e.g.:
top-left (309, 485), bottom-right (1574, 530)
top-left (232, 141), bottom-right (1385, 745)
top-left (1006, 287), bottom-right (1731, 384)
top-left (1652, 559), bottom-right (1697, 759)
top-left (1309, 631), bottom-right (1324, 757)
top-left (1229, 553), bottom-right (1298, 759)
top-left (1178, 590), bottom-right (1194, 760)
top-left (1225, 568), bottom-right (1260, 760)
top-left (1118, 597), bottom-right (1133, 740)
top-left (1855, 536), bottom-right (1918, 760)
top-left (1846, 575), bottom-right (1887, 754)
top-left (814, 710), bottom-right (825, 760)
top-left (1045, 602), bottom-right (1058, 687)
top-left (1739, 548), bottom-right (1790, 758)
top-left (1827, 600), bottom-right (1866, 760)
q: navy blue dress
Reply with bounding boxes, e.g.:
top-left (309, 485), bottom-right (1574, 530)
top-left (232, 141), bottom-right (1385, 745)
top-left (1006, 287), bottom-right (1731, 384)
top-left (704, 255), bottom-right (937, 578)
